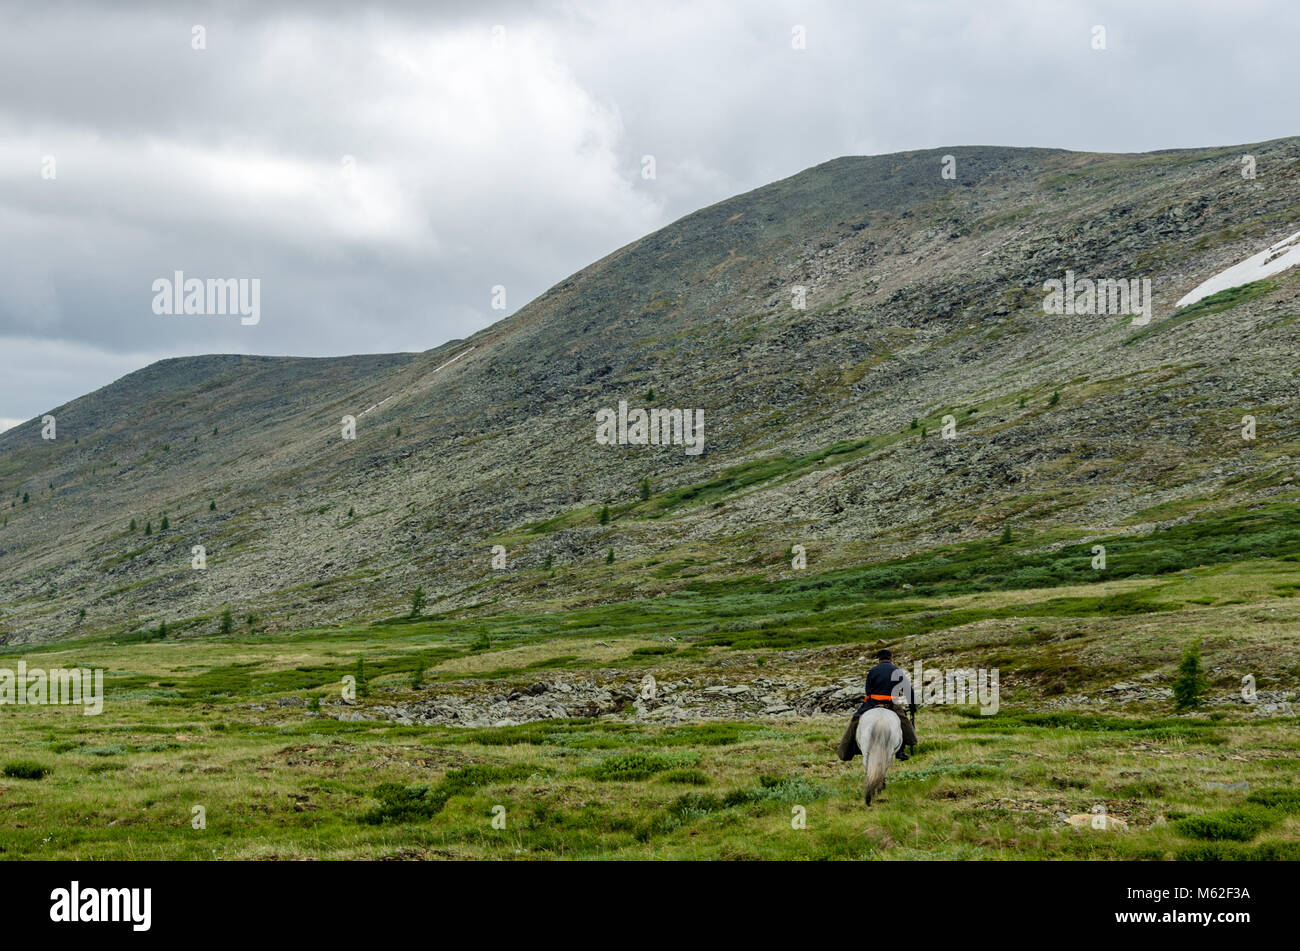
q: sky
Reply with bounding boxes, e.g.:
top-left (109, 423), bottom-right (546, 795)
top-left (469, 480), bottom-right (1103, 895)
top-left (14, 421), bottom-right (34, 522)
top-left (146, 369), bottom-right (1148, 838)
top-left (2, 0), bottom-right (1298, 431)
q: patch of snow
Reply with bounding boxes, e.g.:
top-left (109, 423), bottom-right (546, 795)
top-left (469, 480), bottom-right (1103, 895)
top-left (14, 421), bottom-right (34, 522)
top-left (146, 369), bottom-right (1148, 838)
top-left (357, 346), bottom-right (475, 417)
top-left (1176, 229), bottom-right (1300, 309)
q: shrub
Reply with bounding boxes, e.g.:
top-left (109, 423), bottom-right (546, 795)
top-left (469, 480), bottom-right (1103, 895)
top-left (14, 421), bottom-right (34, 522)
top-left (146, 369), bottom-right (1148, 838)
top-left (581, 752), bottom-right (688, 781)
top-left (409, 585), bottom-right (427, 619)
top-left (1245, 788), bottom-right (1300, 812)
top-left (360, 765), bottom-right (535, 824)
top-left (1174, 808), bottom-right (1277, 842)
top-left (219, 608), bottom-right (234, 635)
top-left (599, 505), bottom-right (610, 525)
top-left (360, 782), bottom-right (448, 824)
top-left (83, 744), bottom-right (130, 757)
top-left (3, 760), bottom-right (49, 779)
top-left (740, 775), bottom-right (832, 804)
top-left (1172, 644), bottom-right (1208, 710)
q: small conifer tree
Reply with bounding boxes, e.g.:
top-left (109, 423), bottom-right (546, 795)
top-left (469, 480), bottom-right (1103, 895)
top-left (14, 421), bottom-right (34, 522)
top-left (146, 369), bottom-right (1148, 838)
top-left (1173, 644), bottom-right (1209, 710)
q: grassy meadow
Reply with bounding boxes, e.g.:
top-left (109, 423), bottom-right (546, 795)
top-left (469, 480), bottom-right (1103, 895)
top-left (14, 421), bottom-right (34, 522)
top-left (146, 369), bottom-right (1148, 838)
top-left (2, 504), bottom-right (1299, 860)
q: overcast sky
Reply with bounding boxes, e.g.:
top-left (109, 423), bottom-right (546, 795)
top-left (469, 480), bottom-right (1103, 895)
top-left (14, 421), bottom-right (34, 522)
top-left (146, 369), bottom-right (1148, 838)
top-left (1, 0), bottom-right (1297, 430)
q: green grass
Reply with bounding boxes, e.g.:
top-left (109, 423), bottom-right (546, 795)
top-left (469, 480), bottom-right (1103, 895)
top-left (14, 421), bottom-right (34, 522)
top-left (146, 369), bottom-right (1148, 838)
top-left (1, 502), bottom-right (1298, 859)
top-left (1124, 279), bottom-right (1275, 345)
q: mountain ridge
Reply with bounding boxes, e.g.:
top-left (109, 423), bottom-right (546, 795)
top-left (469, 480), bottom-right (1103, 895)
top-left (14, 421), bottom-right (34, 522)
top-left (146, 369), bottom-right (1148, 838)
top-left (4, 138), bottom-right (1300, 644)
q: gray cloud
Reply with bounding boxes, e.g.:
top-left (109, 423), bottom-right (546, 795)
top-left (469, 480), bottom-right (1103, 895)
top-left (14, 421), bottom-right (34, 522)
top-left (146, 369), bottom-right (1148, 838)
top-left (2, 0), bottom-right (1298, 427)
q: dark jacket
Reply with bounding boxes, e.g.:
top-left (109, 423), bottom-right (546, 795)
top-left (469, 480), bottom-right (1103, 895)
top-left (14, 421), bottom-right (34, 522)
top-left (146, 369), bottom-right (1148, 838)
top-left (857, 661), bottom-right (915, 716)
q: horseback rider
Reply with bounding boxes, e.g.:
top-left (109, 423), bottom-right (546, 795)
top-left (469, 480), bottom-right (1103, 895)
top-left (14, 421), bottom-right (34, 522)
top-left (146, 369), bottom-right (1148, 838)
top-left (837, 648), bottom-right (919, 761)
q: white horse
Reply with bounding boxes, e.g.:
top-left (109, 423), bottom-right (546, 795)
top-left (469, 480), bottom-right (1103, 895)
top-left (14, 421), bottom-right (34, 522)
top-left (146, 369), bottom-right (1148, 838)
top-left (857, 707), bottom-right (903, 805)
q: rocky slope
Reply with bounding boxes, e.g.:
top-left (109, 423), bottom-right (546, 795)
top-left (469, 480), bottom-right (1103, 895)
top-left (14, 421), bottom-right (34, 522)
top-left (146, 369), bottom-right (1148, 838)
top-left (4, 139), bottom-right (1300, 643)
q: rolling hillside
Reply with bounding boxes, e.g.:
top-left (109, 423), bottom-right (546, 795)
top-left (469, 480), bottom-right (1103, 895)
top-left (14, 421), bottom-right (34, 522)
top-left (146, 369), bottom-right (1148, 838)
top-left (4, 139), bottom-right (1300, 644)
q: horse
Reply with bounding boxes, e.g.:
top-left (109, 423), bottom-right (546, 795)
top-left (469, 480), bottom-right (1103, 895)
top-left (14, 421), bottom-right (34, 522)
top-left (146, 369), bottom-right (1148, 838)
top-left (857, 707), bottom-right (904, 805)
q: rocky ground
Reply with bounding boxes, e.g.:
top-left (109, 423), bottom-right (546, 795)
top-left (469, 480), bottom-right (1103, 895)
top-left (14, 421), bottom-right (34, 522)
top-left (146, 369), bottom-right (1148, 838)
top-left (319, 671), bottom-right (1298, 728)
top-left (5, 139), bottom-right (1300, 645)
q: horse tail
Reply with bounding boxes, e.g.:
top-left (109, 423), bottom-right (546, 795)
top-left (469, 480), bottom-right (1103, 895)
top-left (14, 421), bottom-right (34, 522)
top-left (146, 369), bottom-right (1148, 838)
top-left (860, 710), bottom-right (901, 805)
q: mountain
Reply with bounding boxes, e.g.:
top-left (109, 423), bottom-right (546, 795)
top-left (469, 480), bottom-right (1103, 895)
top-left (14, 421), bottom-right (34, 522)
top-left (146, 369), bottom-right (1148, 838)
top-left (4, 139), bottom-right (1300, 644)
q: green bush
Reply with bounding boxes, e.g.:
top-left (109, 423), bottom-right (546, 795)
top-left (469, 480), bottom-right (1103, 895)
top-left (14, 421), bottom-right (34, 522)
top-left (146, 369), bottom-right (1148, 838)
top-left (82, 744), bottom-right (130, 757)
top-left (1172, 644), bottom-right (1208, 710)
top-left (360, 764), bottom-right (536, 824)
top-left (581, 752), bottom-right (688, 781)
top-left (409, 585), bottom-right (427, 619)
top-left (3, 760), bottom-right (49, 779)
top-left (1245, 788), bottom-right (1300, 812)
top-left (1174, 807), bottom-right (1277, 842)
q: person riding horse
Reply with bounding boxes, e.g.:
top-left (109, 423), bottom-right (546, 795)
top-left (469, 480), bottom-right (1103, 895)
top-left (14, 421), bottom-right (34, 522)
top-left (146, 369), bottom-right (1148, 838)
top-left (837, 648), bottom-right (918, 761)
